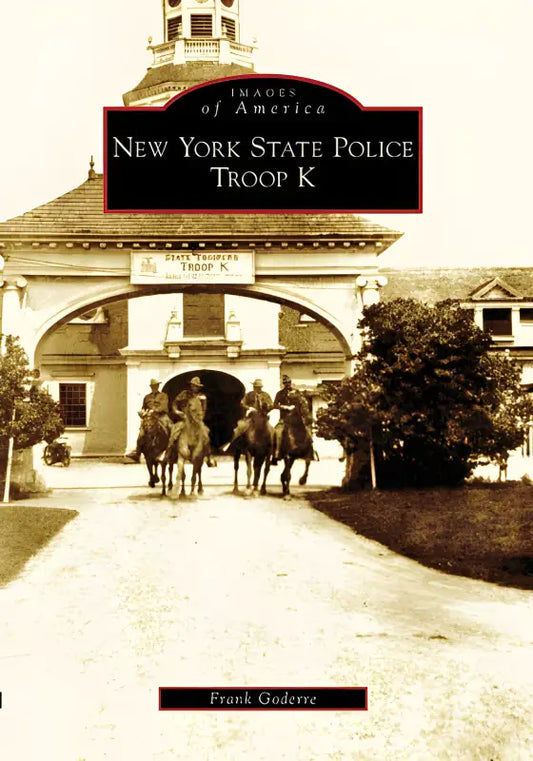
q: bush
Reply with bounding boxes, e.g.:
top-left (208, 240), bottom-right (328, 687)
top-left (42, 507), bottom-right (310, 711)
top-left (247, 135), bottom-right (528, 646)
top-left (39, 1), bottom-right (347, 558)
top-left (317, 299), bottom-right (533, 489)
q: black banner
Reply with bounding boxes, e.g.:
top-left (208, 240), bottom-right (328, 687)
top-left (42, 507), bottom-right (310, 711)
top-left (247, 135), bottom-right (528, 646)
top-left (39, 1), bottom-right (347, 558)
top-left (159, 687), bottom-right (367, 711)
top-left (105, 75), bottom-right (422, 213)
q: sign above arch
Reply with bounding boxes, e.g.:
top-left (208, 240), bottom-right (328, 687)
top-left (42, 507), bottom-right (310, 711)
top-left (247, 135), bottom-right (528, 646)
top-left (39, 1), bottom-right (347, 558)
top-left (104, 75), bottom-right (422, 214)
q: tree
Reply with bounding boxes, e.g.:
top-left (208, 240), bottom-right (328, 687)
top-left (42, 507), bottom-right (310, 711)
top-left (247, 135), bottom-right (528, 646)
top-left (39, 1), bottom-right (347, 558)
top-left (0, 336), bottom-right (64, 455)
top-left (317, 299), bottom-right (533, 488)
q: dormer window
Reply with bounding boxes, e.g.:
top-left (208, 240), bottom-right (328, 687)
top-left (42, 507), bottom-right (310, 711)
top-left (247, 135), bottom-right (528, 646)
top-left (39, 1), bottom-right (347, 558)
top-left (167, 16), bottom-right (183, 41)
top-left (191, 14), bottom-right (213, 37)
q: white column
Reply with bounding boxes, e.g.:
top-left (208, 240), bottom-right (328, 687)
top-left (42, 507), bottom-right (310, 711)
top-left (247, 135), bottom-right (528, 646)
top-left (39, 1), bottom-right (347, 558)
top-left (125, 362), bottom-right (144, 452)
top-left (511, 306), bottom-right (520, 339)
top-left (473, 305), bottom-right (484, 329)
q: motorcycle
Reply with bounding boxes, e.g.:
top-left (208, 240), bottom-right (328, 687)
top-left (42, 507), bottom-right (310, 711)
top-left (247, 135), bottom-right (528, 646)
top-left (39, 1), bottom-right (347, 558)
top-left (43, 438), bottom-right (71, 467)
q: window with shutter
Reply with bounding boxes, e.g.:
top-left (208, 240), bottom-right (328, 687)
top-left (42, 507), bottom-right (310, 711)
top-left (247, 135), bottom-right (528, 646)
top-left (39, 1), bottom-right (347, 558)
top-left (167, 16), bottom-right (182, 41)
top-left (190, 14), bottom-right (213, 37)
top-left (221, 17), bottom-right (236, 40)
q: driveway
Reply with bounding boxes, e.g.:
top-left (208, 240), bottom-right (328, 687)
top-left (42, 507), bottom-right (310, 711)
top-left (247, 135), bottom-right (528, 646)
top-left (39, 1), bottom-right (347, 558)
top-left (0, 458), bottom-right (531, 760)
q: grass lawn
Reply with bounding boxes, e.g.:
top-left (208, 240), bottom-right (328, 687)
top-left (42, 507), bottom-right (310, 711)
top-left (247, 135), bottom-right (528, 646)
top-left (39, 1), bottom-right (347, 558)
top-left (0, 507), bottom-right (78, 586)
top-left (306, 483), bottom-right (533, 590)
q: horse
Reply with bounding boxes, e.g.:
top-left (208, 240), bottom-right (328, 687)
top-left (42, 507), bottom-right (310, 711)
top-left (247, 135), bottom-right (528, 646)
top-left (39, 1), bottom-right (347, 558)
top-left (165, 395), bottom-right (210, 499)
top-left (138, 409), bottom-right (171, 495)
top-left (232, 409), bottom-right (273, 496)
top-left (278, 399), bottom-right (315, 499)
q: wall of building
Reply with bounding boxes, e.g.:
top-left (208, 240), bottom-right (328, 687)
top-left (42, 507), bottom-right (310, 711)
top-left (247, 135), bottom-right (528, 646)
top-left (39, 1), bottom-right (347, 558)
top-left (127, 293), bottom-right (280, 350)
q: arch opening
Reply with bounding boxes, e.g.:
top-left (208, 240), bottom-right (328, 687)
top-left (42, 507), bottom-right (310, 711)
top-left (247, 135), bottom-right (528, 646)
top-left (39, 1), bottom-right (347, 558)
top-left (34, 282), bottom-right (353, 360)
top-left (163, 370), bottom-right (245, 449)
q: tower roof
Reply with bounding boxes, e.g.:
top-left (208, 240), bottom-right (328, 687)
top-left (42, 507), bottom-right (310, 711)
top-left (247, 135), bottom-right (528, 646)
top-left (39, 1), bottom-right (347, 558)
top-left (123, 61), bottom-right (253, 106)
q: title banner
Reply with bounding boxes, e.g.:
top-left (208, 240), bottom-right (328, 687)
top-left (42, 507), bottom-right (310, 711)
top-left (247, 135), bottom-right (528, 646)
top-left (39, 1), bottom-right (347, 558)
top-left (105, 75), bottom-right (422, 213)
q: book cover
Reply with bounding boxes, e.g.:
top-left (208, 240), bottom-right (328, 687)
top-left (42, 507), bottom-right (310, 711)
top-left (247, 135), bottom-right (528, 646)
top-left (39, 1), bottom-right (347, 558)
top-left (0, 1), bottom-right (531, 760)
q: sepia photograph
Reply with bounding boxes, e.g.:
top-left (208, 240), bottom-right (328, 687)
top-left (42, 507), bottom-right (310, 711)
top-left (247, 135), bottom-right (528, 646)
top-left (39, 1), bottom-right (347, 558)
top-left (0, 1), bottom-right (531, 759)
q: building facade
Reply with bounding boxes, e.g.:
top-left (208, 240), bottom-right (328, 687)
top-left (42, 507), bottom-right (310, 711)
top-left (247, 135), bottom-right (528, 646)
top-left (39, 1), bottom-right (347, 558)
top-left (1, 0), bottom-right (531, 461)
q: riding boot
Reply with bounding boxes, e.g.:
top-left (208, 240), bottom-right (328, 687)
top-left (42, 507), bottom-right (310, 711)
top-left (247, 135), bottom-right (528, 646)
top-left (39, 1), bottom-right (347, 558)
top-left (125, 442), bottom-right (141, 462)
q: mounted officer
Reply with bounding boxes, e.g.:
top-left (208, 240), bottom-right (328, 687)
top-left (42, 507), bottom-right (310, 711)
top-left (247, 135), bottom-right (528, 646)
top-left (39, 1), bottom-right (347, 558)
top-left (271, 375), bottom-right (313, 464)
top-left (221, 378), bottom-right (273, 451)
top-left (167, 376), bottom-right (216, 467)
top-left (126, 378), bottom-right (172, 462)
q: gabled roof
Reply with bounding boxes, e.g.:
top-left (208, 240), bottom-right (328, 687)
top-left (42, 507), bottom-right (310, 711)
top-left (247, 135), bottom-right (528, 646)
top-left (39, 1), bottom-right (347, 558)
top-left (0, 174), bottom-right (402, 244)
top-left (380, 268), bottom-right (533, 302)
top-left (470, 277), bottom-right (523, 301)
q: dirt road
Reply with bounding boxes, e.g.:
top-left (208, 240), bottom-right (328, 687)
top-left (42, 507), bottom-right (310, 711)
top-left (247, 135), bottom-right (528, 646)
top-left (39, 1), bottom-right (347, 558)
top-left (0, 461), bottom-right (531, 760)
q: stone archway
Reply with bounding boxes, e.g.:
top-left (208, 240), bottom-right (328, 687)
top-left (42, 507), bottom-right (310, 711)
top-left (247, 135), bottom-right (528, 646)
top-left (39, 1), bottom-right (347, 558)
top-left (163, 370), bottom-right (245, 450)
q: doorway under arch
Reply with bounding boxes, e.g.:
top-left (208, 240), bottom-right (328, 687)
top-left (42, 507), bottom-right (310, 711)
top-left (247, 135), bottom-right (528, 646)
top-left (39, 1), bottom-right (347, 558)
top-left (163, 370), bottom-right (245, 450)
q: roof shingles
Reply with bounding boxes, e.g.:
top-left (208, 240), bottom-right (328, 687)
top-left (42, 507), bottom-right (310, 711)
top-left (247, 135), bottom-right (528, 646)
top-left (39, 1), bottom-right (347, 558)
top-left (380, 268), bottom-right (533, 302)
top-left (0, 175), bottom-right (402, 242)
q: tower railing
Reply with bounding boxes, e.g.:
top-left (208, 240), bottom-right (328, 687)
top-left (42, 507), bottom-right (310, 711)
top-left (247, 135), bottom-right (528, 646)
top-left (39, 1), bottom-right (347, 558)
top-left (150, 38), bottom-right (254, 68)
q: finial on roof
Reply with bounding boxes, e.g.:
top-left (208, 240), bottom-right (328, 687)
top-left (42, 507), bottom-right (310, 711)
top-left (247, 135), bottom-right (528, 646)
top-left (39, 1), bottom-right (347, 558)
top-left (88, 155), bottom-right (96, 180)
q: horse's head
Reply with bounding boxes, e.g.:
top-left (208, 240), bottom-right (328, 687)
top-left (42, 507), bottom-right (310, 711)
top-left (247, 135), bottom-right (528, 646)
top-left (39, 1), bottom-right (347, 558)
top-left (185, 394), bottom-right (204, 424)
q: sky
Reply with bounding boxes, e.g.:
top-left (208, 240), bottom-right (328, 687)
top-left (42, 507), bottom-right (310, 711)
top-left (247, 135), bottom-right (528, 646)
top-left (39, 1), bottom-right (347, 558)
top-left (0, 0), bottom-right (532, 269)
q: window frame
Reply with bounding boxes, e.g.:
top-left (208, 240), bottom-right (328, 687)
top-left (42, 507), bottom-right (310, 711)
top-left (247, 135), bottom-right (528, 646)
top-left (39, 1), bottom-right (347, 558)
top-left (59, 382), bottom-right (88, 428)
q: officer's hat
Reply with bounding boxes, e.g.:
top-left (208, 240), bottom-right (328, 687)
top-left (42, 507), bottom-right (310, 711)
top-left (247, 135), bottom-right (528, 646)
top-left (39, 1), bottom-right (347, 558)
top-left (149, 378), bottom-right (160, 386)
top-left (282, 374), bottom-right (291, 383)
top-left (190, 376), bottom-right (203, 387)
top-left (252, 378), bottom-right (263, 386)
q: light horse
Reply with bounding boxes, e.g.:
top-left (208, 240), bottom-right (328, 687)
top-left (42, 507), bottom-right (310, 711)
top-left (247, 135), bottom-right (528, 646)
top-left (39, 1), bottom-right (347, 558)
top-left (232, 407), bottom-right (273, 496)
top-left (279, 397), bottom-right (315, 499)
top-left (139, 409), bottom-right (171, 495)
top-left (166, 395), bottom-right (210, 499)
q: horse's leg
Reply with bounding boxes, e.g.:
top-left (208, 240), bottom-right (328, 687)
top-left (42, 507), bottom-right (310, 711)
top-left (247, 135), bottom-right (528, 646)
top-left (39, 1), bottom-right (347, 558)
top-left (233, 451), bottom-right (240, 495)
top-left (281, 457), bottom-right (293, 499)
top-left (168, 462), bottom-right (174, 492)
top-left (245, 451), bottom-right (252, 493)
top-left (191, 461), bottom-right (197, 497)
top-left (260, 453), bottom-right (270, 496)
top-left (299, 459), bottom-right (311, 486)
top-left (197, 461), bottom-right (204, 495)
top-left (178, 457), bottom-right (186, 500)
top-left (160, 460), bottom-right (167, 496)
top-left (147, 460), bottom-right (155, 488)
top-left (252, 454), bottom-right (262, 494)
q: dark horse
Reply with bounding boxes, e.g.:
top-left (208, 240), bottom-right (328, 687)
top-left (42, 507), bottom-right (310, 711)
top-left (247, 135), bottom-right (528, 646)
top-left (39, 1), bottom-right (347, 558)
top-left (139, 409), bottom-right (171, 495)
top-left (165, 395), bottom-right (210, 499)
top-left (279, 400), bottom-right (315, 499)
top-left (232, 409), bottom-right (273, 496)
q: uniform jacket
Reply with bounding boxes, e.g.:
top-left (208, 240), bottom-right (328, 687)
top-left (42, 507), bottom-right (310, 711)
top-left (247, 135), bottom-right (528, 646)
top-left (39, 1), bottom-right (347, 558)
top-left (241, 390), bottom-right (273, 415)
top-left (273, 387), bottom-right (312, 425)
top-left (172, 389), bottom-right (207, 419)
top-left (142, 390), bottom-right (169, 415)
